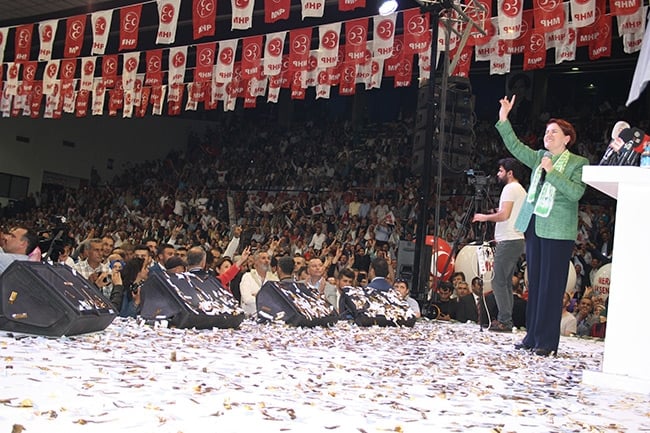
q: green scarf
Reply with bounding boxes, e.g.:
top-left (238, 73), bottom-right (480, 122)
top-left (527, 150), bottom-right (570, 217)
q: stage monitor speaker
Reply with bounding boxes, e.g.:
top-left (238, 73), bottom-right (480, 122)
top-left (140, 271), bottom-right (245, 329)
top-left (341, 286), bottom-right (416, 327)
top-left (0, 261), bottom-right (116, 337)
top-left (256, 280), bottom-right (338, 327)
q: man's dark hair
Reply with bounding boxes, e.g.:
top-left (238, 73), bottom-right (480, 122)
top-left (498, 157), bottom-right (526, 182)
top-left (22, 227), bottom-right (39, 255)
top-left (186, 246), bottom-right (206, 268)
top-left (338, 267), bottom-right (355, 281)
top-left (370, 257), bottom-right (389, 278)
top-left (277, 256), bottom-right (295, 277)
top-left (157, 243), bottom-right (175, 257)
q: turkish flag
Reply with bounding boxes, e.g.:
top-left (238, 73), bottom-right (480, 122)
top-left (64, 15), bottom-right (86, 58)
top-left (195, 42), bottom-right (216, 82)
top-left (146, 50), bottom-right (163, 86)
top-left (242, 36), bottom-right (263, 78)
top-left (231, 0), bottom-right (254, 30)
top-left (264, 31), bottom-right (287, 76)
top-left (102, 54), bottom-right (118, 88)
top-left (339, 0), bottom-right (365, 11)
top-left (289, 28), bottom-right (312, 71)
top-left (91, 10), bottom-right (112, 55)
top-left (156, 0), bottom-right (181, 44)
top-left (403, 9), bottom-right (430, 54)
top-left (14, 24), bottom-right (33, 62)
top-left (119, 4), bottom-right (142, 51)
top-left (193, 0), bottom-right (217, 39)
top-left (265, 0), bottom-right (290, 23)
top-left (38, 19), bottom-right (58, 61)
top-left (344, 18), bottom-right (368, 64)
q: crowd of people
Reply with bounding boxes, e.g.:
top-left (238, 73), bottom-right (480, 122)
top-left (0, 102), bottom-right (618, 342)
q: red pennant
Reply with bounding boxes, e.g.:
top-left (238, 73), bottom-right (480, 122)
top-left (451, 44), bottom-right (473, 77)
top-left (242, 36), bottom-right (263, 78)
top-left (64, 15), bottom-right (86, 58)
top-left (523, 28), bottom-right (547, 70)
top-left (145, 50), bottom-right (163, 86)
top-left (76, 90), bottom-right (90, 117)
top-left (533, 0), bottom-right (564, 33)
top-left (195, 42), bottom-right (216, 82)
top-left (589, 13), bottom-right (612, 59)
top-left (384, 35), bottom-right (404, 77)
top-left (119, 4), bottom-right (142, 51)
top-left (339, 0), bottom-right (366, 11)
top-left (394, 54), bottom-right (413, 87)
top-left (608, 0), bottom-right (640, 15)
top-left (61, 59), bottom-right (77, 96)
top-left (289, 28), bottom-right (312, 71)
top-left (192, 0), bottom-right (216, 39)
top-left (403, 9), bottom-right (431, 54)
top-left (137, 86), bottom-right (151, 117)
top-left (505, 9), bottom-right (534, 55)
top-left (344, 18), bottom-right (369, 64)
top-left (265, 0), bottom-right (290, 23)
top-left (339, 63), bottom-right (356, 95)
top-left (14, 24), bottom-right (33, 62)
top-left (30, 81), bottom-right (43, 118)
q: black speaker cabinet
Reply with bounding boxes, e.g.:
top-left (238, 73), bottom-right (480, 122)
top-left (0, 261), bottom-right (116, 337)
top-left (341, 286), bottom-right (416, 327)
top-left (140, 271), bottom-right (245, 329)
top-left (256, 280), bottom-right (338, 327)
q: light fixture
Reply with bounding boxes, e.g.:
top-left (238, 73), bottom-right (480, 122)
top-left (378, 0), bottom-right (398, 16)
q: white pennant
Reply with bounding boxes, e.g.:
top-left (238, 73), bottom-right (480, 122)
top-left (156, 0), bottom-right (182, 44)
top-left (1, 87), bottom-right (12, 117)
top-left (80, 57), bottom-right (96, 91)
top-left (264, 31), bottom-right (286, 76)
top-left (91, 10), bottom-right (113, 55)
top-left (555, 25), bottom-right (576, 64)
top-left (134, 74), bottom-right (144, 106)
top-left (301, 0), bottom-right (325, 19)
top-left (618, 5), bottom-right (645, 37)
top-left (570, 0), bottom-right (596, 28)
top-left (215, 39), bottom-right (239, 83)
top-left (63, 86), bottom-right (77, 113)
top-left (168, 46), bottom-right (188, 86)
top-left (122, 52), bottom-right (140, 91)
top-left (123, 89), bottom-right (134, 118)
top-left (367, 58), bottom-right (384, 90)
top-left (497, 0), bottom-right (523, 40)
top-left (373, 13), bottom-right (397, 59)
top-left (152, 85), bottom-right (167, 115)
top-left (43, 60), bottom-right (60, 95)
top-left (211, 65), bottom-right (227, 103)
top-left (38, 19), bottom-right (58, 61)
top-left (318, 23), bottom-right (341, 68)
top-left (185, 83), bottom-right (198, 111)
top-left (0, 28), bottom-right (8, 63)
top-left (231, 0), bottom-right (255, 30)
top-left (92, 78), bottom-right (106, 116)
top-left (5, 62), bottom-right (21, 96)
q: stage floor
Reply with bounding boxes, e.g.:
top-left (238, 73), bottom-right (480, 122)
top-left (1, 318), bottom-right (648, 432)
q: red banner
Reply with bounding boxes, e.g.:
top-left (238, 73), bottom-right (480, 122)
top-left (102, 54), bottom-right (118, 88)
top-left (533, 0), bottom-right (564, 33)
top-left (265, 0), bottom-right (290, 23)
top-left (193, 0), bottom-right (217, 39)
top-left (403, 9), bottom-right (430, 54)
top-left (119, 4), bottom-right (142, 51)
top-left (195, 42), bottom-right (216, 82)
top-left (609, 0), bottom-right (640, 15)
top-left (76, 90), bottom-right (89, 117)
top-left (523, 28), bottom-right (547, 70)
top-left (344, 18), bottom-right (368, 64)
top-left (339, 0), bottom-right (365, 12)
top-left (146, 50), bottom-right (163, 86)
top-left (289, 28), bottom-right (312, 71)
top-left (14, 24), bottom-right (33, 62)
top-left (30, 81), bottom-right (43, 118)
top-left (64, 15), bottom-right (86, 58)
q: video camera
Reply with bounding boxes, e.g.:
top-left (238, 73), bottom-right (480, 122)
top-left (465, 169), bottom-right (494, 188)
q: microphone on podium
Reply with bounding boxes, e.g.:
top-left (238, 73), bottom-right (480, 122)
top-left (599, 120), bottom-right (630, 165)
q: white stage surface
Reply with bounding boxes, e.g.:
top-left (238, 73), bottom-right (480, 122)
top-left (1, 319), bottom-right (648, 432)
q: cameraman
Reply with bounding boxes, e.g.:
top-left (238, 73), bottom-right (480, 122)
top-left (472, 158), bottom-right (526, 333)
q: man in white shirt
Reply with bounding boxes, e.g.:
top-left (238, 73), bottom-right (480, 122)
top-left (472, 158), bottom-right (527, 333)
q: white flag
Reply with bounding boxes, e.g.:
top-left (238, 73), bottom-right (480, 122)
top-left (91, 10), bottom-right (113, 55)
top-left (152, 85), bottom-right (167, 115)
top-left (92, 78), bottom-right (106, 115)
top-left (38, 19), bottom-right (58, 61)
top-left (63, 87), bottom-right (77, 113)
top-left (367, 58), bottom-right (384, 90)
top-left (618, 5), bottom-right (645, 37)
top-left (301, 0), bottom-right (325, 19)
top-left (0, 27), bottom-right (8, 63)
top-left (231, 0), bottom-right (255, 30)
top-left (570, 0), bottom-right (595, 29)
top-left (318, 23), bottom-right (341, 68)
top-left (555, 25), bottom-right (576, 64)
top-left (264, 31), bottom-right (286, 76)
top-left (168, 46), bottom-right (187, 86)
top-left (373, 14), bottom-right (396, 59)
top-left (80, 57), bottom-right (96, 91)
top-left (43, 60), bottom-right (60, 95)
top-left (215, 39), bottom-right (238, 83)
top-left (497, 0), bottom-right (523, 40)
top-left (5, 62), bottom-right (20, 96)
top-left (122, 52), bottom-right (140, 91)
top-left (156, 0), bottom-right (181, 44)
top-left (211, 66), bottom-right (227, 103)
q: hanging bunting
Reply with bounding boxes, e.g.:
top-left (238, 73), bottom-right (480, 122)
top-left (315, 68), bottom-right (331, 99)
top-left (151, 85), bottom-right (167, 115)
top-left (344, 18), bottom-right (369, 64)
top-left (373, 13), bottom-right (396, 59)
top-left (215, 39), bottom-right (238, 82)
top-left (504, 9), bottom-right (533, 54)
top-left (193, 0), bottom-right (217, 39)
top-left (146, 49), bottom-right (164, 86)
top-left (60, 59), bottom-right (77, 97)
top-left (620, 6), bottom-right (646, 53)
top-left (137, 85), bottom-right (151, 117)
top-left (523, 27), bottom-right (547, 70)
top-left (403, 9), bottom-right (430, 54)
top-left (168, 46), bottom-right (188, 86)
top-left (265, 0), bottom-right (290, 23)
top-left (301, 0), bottom-right (325, 19)
top-left (38, 19), bottom-right (58, 61)
top-left (122, 52), bottom-right (140, 91)
top-left (571, 0), bottom-right (596, 28)
top-left (14, 24), bottom-right (34, 62)
top-left (80, 57), bottom-right (96, 91)
top-left (242, 36), bottom-right (263, 78)
top-left (43, 60), bottom-right (60, 95)
top-left (555, 24), bottom-right (577, 63)
top-left (5, 62), bottom-right (20, 95)
top-left (264, 31), bottom-right (286, 76)
top-left (119, 4), bottom-right (142, 51)
top-left (367, 58), bottom-right (384, 89)
top-left (384, 35), bottom-right (404, 77)
top-left (195, 42), bottom-right (217, 82)
top-left (62, 83), bottom-right (77, 113)
top-left (339, 0), bottom-right (365, 12)
top-left (289, 28), bottom-right (312, 71)
top-left (498, 0), bottom-right (524, 40)
top-left (232, 0), bottom-right (255, 30)
top-left (30, 81), bottom-right (43, 118)
top-left (533, 0), bottom-right (564, 33)
top-left (64, 15), bottom-right (86, 58)
top-left (394, 54), bottom-right (413, 87)
top-left (609, 0), bottom-right (640, 15)
top-left (76, 90), bottom-right (90, 117)
top-left (588, 13), bottom-right (612, 59)
top-left (156, 0), bottom-right (182, 44)
top-left (102, 54), bottom-right (119, 88)
top-left (91, 10), bottom-right (113, 55)
top-left (22, 62), bottom-right (37, 92)
top-left (92, 78), bottom-right (106, 115)
top-left (467, 0), bottom-right (494, 46)
top-left (318, 23), bottom-right (341, 68)
top-left (305, 51), bottom-right (319, 87)
top-left (0, 28), bottom-right (8, 63)
top-left (134, 74), bottom-right (144, 106)
top-left (354, 49), bottom-right (372, 87)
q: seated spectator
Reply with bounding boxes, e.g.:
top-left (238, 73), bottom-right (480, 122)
top-left (393, 278), bottom-right (421, 318)
top-left (560, 292), bottom-right (577, 336)
top-left (165, 256), bottom-right (187, 274)
top-left (73, 238), bottom-right (112, 297)
top-left (110, 257), bottom-right (149, 318)
top-left (367, 257), bottom-right (391, 291)
top-left (0, 226), bottom-right (39, 274)
top-left (574, 296), bottom-right (597, 336)
top-left (432, 281), bottom-right (457, 321)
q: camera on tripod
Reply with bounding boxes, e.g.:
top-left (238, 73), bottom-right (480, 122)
top-left (464, 169), bottom-right (493, 187)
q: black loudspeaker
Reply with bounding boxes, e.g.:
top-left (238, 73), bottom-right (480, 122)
top-left (0, 261), bottom-right (116, 337)
top-left (256, 280), bottom-right (338, 327)
top-left (140, 271), bottom-right (245, 329)
top-left (341, 286), bottom-right (416, 327)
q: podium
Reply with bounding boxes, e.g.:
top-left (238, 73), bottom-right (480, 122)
top-left (582, 166), bottom-right (650, 394)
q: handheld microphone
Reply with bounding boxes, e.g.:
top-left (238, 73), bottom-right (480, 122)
top-left (540, 151), bottom-right (552, 183)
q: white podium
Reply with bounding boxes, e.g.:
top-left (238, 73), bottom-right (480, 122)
top-left (582, 166), bottom-right (650, 394)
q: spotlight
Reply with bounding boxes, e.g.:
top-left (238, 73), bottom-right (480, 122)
top-left (378, 0), bottom-right (398, 16)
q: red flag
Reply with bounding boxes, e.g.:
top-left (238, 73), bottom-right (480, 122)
top-left (609, 0), bottom-right (640, 15)
top-left (339, 0), bottom-right (365, 11)
top-left (339, 63), bottom-right (356, 95)
top-left (76, 90), bottom-right (90, 117)
top-left (22, 61), bottom-right (37, 89)
top-left (14, 24), bottom-right (33, 62)
top-left (30, 81), bottom-right (43, 118)
top-left (265, 0), bottom-right (290, 23)
top-left (192, 0), bottom-right (217, 39)
top-left (384, 35), bottom-right (404, 77)
top-left (505, 9), bottom-right (533, 55)
top-left (394, 54), bottom-right (413, 87)
top-left (403, 9), bottom-right (431, 54)
top-left (60, 59), bottom-right (77, 96)
top-left (577, 0), bottom-right (605, 47)
top-left (102, 54), bottom-right (118, 88)
top-left (195, 42), bottom-right (216, 82)
top-left (289, 28), bottom-right (312, 71)
top-left (344, 18), bottom-right (369, 64)
top-left (451, 44), bottom-right (473, 77)
top-left (64, 15), bottom-right (86, 58)
top-left (242, 36), bottom-right (263, 78)
top-left (523, 28), bottom-right (547, 70)
top-left (119, 4), bottom-right (142, 51)
top-left (533, 0), bottom-right (564, 33)
top-left (589, 13), bottom-right (612, 59)
top-left (467, 0), bottom-right (494, 46)
top-left (146, 49), bottom-right (163, 86)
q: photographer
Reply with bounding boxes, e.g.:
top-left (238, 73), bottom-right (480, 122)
top-left (73, 238), bottom-right (112, 297)
top-left (110, 256), bottom-right (149, 317)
